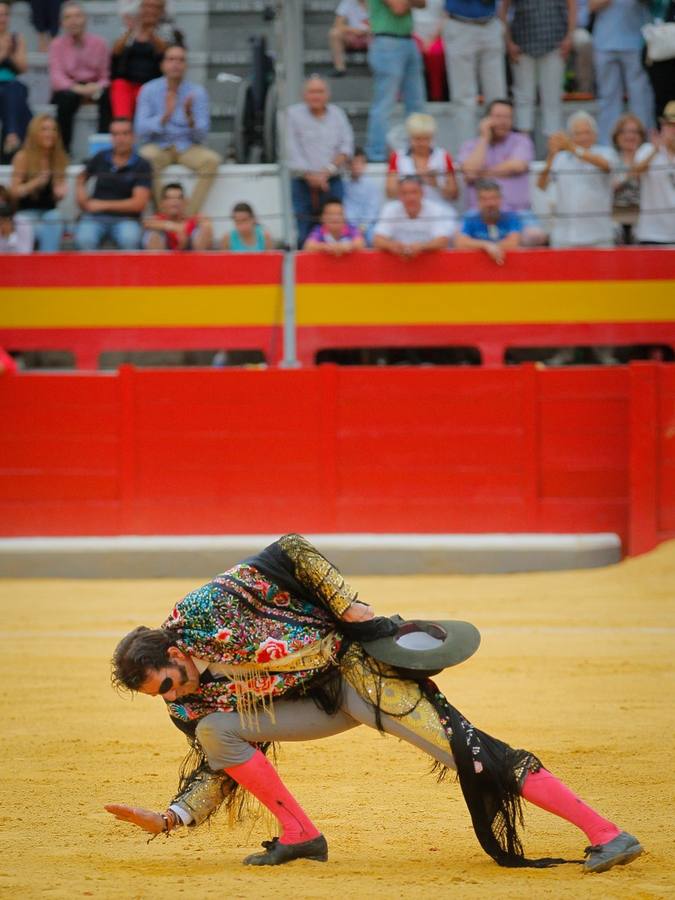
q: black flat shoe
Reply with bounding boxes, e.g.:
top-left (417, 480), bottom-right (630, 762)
top-left (243, 834), bottom-right (328, 866)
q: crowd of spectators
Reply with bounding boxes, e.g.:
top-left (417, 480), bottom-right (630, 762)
top-left (1, 0), bottom-right (674, 254)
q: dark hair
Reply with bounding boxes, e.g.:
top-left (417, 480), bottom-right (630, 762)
top-left (486, 98), bottom-right (513, 114)
top-left (320, 196), bottom-right (343, 213)
top-left (352, 146), bottom-right (367, 159)
top-left (0, 203), bottom-right (13, 219)
top-left (110, 116), bottom-right (133, 129)
top-left (161, 181), bottom-right (185, 198)
top-left (475, 178), bottom-right (501, 194)
top-left (0, 184), bottom-right (10, 204)
top-left (111, 626), bottom-right (175, 692)
top-left (232, 202), bottom-right (254, 216)
top-left (162, 42), bottom-right (187, 58)
top-left (399, 174), bottom-right (423, 187)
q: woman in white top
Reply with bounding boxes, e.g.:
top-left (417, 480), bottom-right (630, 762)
top-left (537, 110), bottom-right (618, 248)
top-left (386, 112), bottom-right (458, 209)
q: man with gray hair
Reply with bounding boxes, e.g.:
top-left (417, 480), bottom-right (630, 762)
top-left (537, 110), bottom-right (618, 248)
top-left (286, 75), bottom-right (354, 246)
top-left (48, 1), bottom-right (111, 153)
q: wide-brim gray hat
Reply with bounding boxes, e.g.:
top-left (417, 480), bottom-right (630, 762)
top-left (361, 617), bottom-right (481, 678)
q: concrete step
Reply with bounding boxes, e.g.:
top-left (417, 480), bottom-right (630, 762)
top-left (0, 533), bottom-right (622, 577)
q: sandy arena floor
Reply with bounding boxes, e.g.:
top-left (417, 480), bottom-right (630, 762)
top-left (1, 542), bottom-right (674, 899)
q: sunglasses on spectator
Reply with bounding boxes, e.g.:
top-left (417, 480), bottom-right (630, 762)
top-left (158, 675), bottom-right (174, 695)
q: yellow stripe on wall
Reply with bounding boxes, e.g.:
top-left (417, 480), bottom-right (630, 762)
top-left (296, 280), bottom-right (675, 325)
top-left (0, 285), bottom-right (283, 328)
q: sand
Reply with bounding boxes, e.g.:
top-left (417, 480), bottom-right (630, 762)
top-left (1, 541), bottom-right (674, 899)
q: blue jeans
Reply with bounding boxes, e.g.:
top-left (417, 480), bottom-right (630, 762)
top-left (15, 208), bottom-right (64, 252)
top-left (593, 49), bottom-right (654, 145)
top-left (0, 80), bottom-right (32, 146)
top-left (291, 175), bottom-right (344, 248)
top-left (365, 35), bottom-right (426, 162)
top-left (75, 215), bottom-right (142, 250)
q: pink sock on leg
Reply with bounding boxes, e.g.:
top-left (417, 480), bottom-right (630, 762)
top-left (225, 749), bottom-right (322, 845)
top-left (521, 768), bottom-right (621, 846)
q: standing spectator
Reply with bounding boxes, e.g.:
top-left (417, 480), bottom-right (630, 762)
top-left (48, 2), bottom-right (111, 154)
top-left (304, 197), bottom-right (365, 253)
top-left (500, 0), bottom-right (575, 138)
top-left (645, 0), bottom-right (675, 121)
top-left (143, 182), bottom-right (212, 251)
top-left (222, 202), bottom-right (274, 252)
top-left (386, 112), bottom-right (458, 208)
top-left (29, 0), bottom-right (63, 52)
top-left (633, 101), bottom-right (675, 245)
top-left (287, 75), bottom-right (354, 247)
top-left (591, 0), bottom-right (654, 145)
top-left (0, 186), bottom-right (32, 253)
top-left (343, 146), bottom-right (382, 245)
top-left (10, 114), bottom-right (68, 252)
top-left (364, 0), bottom-right (426, 163)
top-left (572, 0), bottom-right (594, 93)
top-left (413, 0), bottom-right (448, 101)
top-left (537, 110), bottom-right (618, 247)
top-left (74, 116), bottom-right (151, 250)
top-left (373, 174), bottom-right (456, 255)
top-left (458, 99), bottom-right (545, 245)
top-left (135, 44), bottom-right (221, 215)
top-left (442, 0), bottom-right (507, 149)
top-left (329, 0), bottom-right (370, 77)
top-left (455, 178), bottom-right (522, 264)
top-left (110, 0), bottom-right (168, 120)
top-left (0, 1), bottom-right (31, 161)
top-left (611, 113), bottom-right (646, 244)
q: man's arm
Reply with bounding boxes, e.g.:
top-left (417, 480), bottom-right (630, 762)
top-left (75, 167), bottom-right (93, 211)
top-left (190, 86), bottom-right (210, 145)
top-left (93, 37), bottom-right (112, 89)
top-left (460, 130), bottom-right (491, 183)
top-left (48, 38), bottom-right (75, 92)
top-left (285, 107), bottom-right (312, 174)
top-left (588, 0), bottom-right (610, 11)
top-left (631, 142), bottom-right (660, 176)
top-left (87, 185), bottom-right (151, 215)
top-left (134, 83), bottom-right (164, 144)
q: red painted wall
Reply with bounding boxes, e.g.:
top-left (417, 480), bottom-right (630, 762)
top-left (1, 363), bottom-right (671, 554)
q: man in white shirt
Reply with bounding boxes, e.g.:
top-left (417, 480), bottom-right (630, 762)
top-left (373, 175), bottom-right (455, 257)
top-left (634, 102), bottom-right (675, 246)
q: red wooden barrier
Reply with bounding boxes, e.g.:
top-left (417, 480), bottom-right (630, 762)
top-left (1, 363), bottom-right (672, 554)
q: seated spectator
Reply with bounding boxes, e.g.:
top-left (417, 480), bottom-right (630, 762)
top-left (455, 178), bottom-right (522, 265)
top-left (143, 181), bottom-right (212, 251)
top-left (48, 3), bottom-right (111, 155)
top-left (458, 99), bottom-right (545, 245)
top-left (222, 202), bottom-right (274, 252)
top-left (287, 75), bottom-right (354, 247)
top-left (110, 0), bottom-right (169, 120)
top-left (0, 1), bottom-right (31, 160)
top-left (412, 0), bottom-right (447, 102)
top-left (0, 185), bottom-right (32, 253)
top-left (386, 113), bottom-right (458, 209)
top-left (442, 0), bottom-right (506, 149)
top-left (29, 0), bottom-right (63, 52)
top-left (343, 146), bottom-right (382, 246)
top-left (364, 0), bottom-right (425, 163)
top-left (303, 197), bottom-right (365, 254)
top-left (135, 44), bottom-right (222, 215)
top-left (329, 0), bottom-right (369, 78)
top-left (611, 113), bottom-right (647, 245)
top-left (591, 0), bottom-right (654, 145)
top-left (633, 101), bottom-right (675, 246)
top-left (373, 175), bottom-right (456, 257)
top-left (537, 111), bottom-right (618, 248)
top-left (74, 116), bottom-right (151, 250)
top-left (501, 0), bottom-right (574, 139)
top-left (646, 0), bottom-right (675, 121)
top-left (10, 114), bottom-right (68, 252)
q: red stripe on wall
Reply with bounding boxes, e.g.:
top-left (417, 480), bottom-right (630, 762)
top-left (1, 252), bottom-right (284, 287)
top-left (296, 248), bottom-right (675, 284)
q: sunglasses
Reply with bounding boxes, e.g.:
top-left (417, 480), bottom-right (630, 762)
top-left (158, 675), bottom-right (174, 695)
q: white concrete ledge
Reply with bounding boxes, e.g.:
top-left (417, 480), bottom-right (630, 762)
top-left (0, 532), bottom-right (622, 578)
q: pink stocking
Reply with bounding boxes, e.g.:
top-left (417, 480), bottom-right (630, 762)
top-left (225, 749), bottom-right (322, 845)
top-left (521, 768), bottom-right (621, 846)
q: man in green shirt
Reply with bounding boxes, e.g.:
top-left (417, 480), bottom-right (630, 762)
top-left (365, 0), bottom-right (427, 161)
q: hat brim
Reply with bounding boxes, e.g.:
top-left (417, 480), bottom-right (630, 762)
top-left (361, 619), bottom-right (481, 672)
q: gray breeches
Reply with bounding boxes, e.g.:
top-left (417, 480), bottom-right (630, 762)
top-left (194, 680), bottom-right (456, 772)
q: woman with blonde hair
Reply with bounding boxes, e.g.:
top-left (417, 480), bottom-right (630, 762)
top-left (386, 112), bottom-right (458, 208)
top-left (611, 113), bottom-right (646, 245)
top-left (10, 113), bottom-right (69, 251)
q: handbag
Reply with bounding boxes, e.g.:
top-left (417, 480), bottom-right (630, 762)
top-left (642, 22), bottom-right (675, 61)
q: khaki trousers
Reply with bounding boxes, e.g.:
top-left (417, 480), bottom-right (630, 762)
top-left (140, 143), bottom-right (222, 215)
